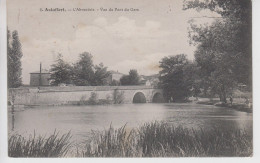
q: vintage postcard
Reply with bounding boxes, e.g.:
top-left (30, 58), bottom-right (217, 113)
top-left (4, 0), bottom-right (253, 158)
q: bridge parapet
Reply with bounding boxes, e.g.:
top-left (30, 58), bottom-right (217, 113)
top-left (35, 85), bottom-right (155, 92)
top-left (9, 86), bottom-right (164, 105)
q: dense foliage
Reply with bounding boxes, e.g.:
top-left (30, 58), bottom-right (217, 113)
top-left (93, 63), bottom-right (110, 86)
top-left (183, 0), bottom-right (252, 102)
top-left (159, 54), bottom-right (198, 101)
top-left (49, 54), bottom-right (73, 86)
top-left (48, 52), bottom-right (142, 87)
top-left (49, 52), bottom-right (110, 86)
top-left (120, 69), bottom-right (140, 85)
top-left (72, 52), bottom-right (95, 86)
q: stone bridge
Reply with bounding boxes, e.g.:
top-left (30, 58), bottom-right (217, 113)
top-left (9, 86), bottom-right (164, 106)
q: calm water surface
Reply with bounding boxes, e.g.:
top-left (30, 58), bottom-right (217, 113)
top-left (8, 103), bottom-right (253, 142)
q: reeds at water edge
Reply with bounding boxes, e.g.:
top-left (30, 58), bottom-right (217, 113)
top-left (82, 122), bottom-right (252, 157)
top-left (8, 130), bottom-right (72, 157)
top-left (9, 122), bottom-right (252, 157)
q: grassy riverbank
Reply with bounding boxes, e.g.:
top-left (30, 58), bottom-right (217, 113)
top-left (9, 122), bottom-right (252, 157)
top-left (196, 98), bottom-right (252, 113)
top-left (195, 90), bottom-right (252, 113)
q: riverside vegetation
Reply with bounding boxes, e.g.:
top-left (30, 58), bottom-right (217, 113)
top-left (70, 89), bottom-right (125, 105)
top-left (9, 121), bottom-right (252, 157)
top-left (8, 130), bottom-right (72, 157)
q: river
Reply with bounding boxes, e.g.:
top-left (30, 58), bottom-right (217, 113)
top-left (8, 103), bottom-right (253, 143)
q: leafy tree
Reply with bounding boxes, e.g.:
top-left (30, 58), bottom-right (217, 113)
top-left (8, 30), bottom-right (23, 88)
top-left (183, 62), bottom-right (201, 98)
top-left (73, 52), bottom-right (95, 86)
top-left (184, 0), bottom-right (252, 102)
top-left (120, 75), bottom-right (130, 85)
top-left (49, 54), bottom-right (73, 86)
top-left (190, 22), bottom-right (240, 102)
top-left (120, 69), bottom-right (140, 85)
top-left (129, 69), bottom-right (140, 85)
top-left (159, 54), bottom-right (193, 101)
top-left (93, 63), bottom-right (110, 86)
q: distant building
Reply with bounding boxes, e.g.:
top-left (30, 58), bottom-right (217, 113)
top-left (30, 69), bottom-right (51, 86)
top-left (107, 70), bottom-right (124, 85)
top-left (139, 76), bottom-right (151, 86)
top-left (139, 74), bottom-right (160, 87)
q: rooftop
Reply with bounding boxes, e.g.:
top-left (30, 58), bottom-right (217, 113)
top-left (30, 69), bottom-right (50, 74)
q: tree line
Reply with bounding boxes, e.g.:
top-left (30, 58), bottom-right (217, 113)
top-left (49, 52), bottom-right (140, 86)
top-left (7, 32), bottom-right (140, 88)
top-left (49, 52), bottom-right (110, 86)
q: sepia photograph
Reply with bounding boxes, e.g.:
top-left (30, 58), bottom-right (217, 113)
top-left (2, 0), bottom-right (254, 158)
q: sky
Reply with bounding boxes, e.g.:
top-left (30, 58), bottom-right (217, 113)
top-left (7, 0), bottom-right (218, 84)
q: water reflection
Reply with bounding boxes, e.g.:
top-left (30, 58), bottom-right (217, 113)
top-left (8, 103), bottom-right (252, 141)
top-left (10, 105), bottom-right (15, 131)
top-left (11, 112), bottom-right (15, 131)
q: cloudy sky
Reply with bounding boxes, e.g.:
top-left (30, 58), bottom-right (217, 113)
top-left (7, 0), bottom-right (217, 84)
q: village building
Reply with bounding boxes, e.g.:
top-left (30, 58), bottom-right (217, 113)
top-left (139, 74), bottom-right (160, 87)
top-left (139, 76), bottom-right (151, 86)
top-left (30, 69), bottom-right (51, 86)
top-left (106, 70), bottom-right (124, 85)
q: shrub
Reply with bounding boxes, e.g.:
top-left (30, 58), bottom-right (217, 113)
top-left (88, 92), bottom-right (99, 105)
top-left (113, 89), bottom-right (124, 104)
top-left (98, 99), bottom-right (112, 105)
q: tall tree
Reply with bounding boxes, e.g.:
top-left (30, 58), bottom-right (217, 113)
top-left (93, 63), bottom-right (110, 86)
top-left (183, 61), bottom-right (201, 98)
top-left (128, 69), bottom-right (140, 85)
top-left (49, 54), bottom-right (73, 86)
top-left (159, 54), bottom-right (192, 101)
top-left (73, 52), bottom-right (95, 86)
top-left (8, 30), bottom-right (23, 88)
top-left (120, 69), bottom-right (140, 85)
top-left (191, 21), bottom-right (237, 102)
top-left (184, 0), bottom-right (252, 102)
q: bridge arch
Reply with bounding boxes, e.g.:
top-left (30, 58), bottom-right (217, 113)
top-left (133, 92), bottom-right (146, 103)
top-left (152, 92), bottom-right (164, 103)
